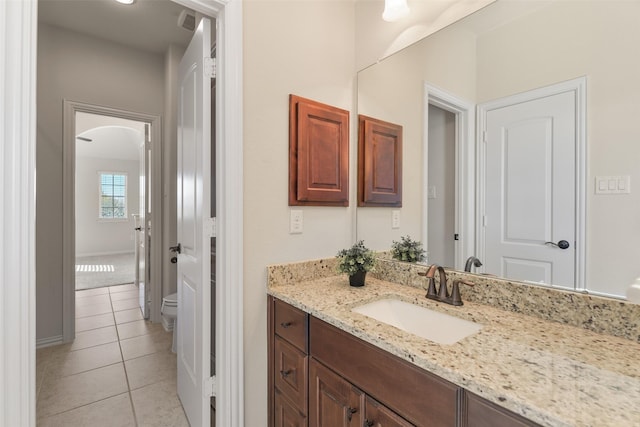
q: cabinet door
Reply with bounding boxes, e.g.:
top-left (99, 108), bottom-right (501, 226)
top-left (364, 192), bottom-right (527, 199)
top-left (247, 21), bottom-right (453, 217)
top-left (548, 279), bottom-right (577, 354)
top-left (309, 359), bottom-right (365, 427)
top-left (275, 389), bottom-right (307, 427)
top-left (364, 396), bottom-right (414, 427)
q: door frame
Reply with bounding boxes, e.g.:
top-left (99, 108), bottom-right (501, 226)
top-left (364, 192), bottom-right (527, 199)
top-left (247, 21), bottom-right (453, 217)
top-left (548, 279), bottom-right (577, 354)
top-left (423, 83), bottom-right (475, 270)
top-left (476, 77), bottom-right (587, 291)
top-left (62, 101), bottom-right (162, 340)
top-left (2, 0), bottom-right (244, 426)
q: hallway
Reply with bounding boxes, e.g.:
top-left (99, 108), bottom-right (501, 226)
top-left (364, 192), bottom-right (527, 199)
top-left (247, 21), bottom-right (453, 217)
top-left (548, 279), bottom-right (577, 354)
top-left (36, 284), bottom-right (188, 426)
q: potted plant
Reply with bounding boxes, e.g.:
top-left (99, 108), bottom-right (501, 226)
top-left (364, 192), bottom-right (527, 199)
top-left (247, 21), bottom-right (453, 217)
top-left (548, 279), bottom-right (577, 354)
top-left (336, 240), bottom-right (376, 287)
top-left (391, 235), bottom-right (426, 263)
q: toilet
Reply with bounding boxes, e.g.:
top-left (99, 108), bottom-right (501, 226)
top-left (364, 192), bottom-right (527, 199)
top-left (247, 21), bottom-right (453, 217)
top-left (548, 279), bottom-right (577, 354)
top-left (161, 292), bottom-right (178, 353)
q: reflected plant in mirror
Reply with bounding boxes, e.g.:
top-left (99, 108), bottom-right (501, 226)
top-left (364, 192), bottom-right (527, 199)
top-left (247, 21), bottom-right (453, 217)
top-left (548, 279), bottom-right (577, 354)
top-left (391, 235), bottom-right (426, 263)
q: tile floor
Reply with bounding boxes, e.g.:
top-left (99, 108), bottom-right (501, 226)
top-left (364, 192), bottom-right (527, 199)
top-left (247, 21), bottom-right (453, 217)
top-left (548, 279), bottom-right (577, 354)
top-left (36, 284), bottom-right (189, 427)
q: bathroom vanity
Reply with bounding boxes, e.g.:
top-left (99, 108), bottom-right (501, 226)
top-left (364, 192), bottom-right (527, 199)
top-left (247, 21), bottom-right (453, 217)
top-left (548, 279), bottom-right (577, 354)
top-left (267, 259), bottom-right (640, 427)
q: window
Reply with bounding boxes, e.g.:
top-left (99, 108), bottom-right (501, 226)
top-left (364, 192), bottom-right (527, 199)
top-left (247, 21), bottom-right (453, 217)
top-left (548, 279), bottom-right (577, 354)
top-left (99, 172), bottom-right (127, 219)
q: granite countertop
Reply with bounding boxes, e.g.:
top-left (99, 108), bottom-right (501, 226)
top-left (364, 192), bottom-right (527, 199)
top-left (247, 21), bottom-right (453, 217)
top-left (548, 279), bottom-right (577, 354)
top-left (268, 274), bottom-right (640, 427)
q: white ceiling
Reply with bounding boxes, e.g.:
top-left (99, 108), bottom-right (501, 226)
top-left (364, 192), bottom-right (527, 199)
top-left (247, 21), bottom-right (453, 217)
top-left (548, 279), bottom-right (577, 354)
top-left (76, 112), bottom-right (145, 161)
top-left (38, 0), bottom-right (195, 54)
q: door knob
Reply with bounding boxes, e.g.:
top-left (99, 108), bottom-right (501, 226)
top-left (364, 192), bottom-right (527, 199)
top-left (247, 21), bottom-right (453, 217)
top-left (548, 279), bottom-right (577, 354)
top-left (169, 243), bottom-right (182, 254)
top-left (134, 226), bottom-right (142, 231)
top-left (170, 257), bottom-right (178, 264)
top-left (545, 240), bottom-right (570, 249)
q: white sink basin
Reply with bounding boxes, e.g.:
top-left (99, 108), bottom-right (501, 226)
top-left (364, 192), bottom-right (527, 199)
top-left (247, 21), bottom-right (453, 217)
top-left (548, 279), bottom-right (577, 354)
top-left (351, 298), bottom-right (482, 345)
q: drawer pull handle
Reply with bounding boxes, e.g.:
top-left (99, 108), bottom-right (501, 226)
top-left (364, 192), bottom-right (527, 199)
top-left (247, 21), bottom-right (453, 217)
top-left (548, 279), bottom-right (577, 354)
top-left (280, 369), bottom-right (292, 378)
top-left (364, 420), bottom-right (374, 427)
top-left (280, 321), bottom-right (293, 328)
top-left (347, 407), bottom-right (358, 421)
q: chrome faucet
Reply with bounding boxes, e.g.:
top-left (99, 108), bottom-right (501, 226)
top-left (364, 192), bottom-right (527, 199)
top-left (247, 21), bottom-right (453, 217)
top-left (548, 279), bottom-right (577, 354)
top-left (464, 256), bottom-right (482, 272)
top-left (418, 264), bottom-right (474, 306)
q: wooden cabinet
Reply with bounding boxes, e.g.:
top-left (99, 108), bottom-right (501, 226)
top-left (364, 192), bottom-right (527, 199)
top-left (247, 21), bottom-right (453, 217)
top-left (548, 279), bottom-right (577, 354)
top-left (269, 297), bottom-right (310, 426)
top-left (269, 297), bottom-right (541, 427)
top-left (462, 391), bottom-right (540, 427)
top-left (309, 359), bottom-right (412, 427)
top-left (309, 359), bottom-right (365, 427)
top-left (365, 396), bottom-right (414, 427)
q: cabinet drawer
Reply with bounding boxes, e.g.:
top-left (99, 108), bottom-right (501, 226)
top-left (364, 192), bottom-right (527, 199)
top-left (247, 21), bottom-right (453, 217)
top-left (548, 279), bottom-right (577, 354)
top-left (275, 336), bottom-right (308, 413)
top-left (310, 317), bottom-right (458, 427)
top-left (274, 299), bottom-right (308, 352)
top-left (275, 388), bottom-right (307, 427)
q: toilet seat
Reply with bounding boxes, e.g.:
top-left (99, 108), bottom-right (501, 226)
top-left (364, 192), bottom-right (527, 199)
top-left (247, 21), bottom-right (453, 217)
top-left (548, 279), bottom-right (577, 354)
top-left (163, 292), bottom-right (177, 305)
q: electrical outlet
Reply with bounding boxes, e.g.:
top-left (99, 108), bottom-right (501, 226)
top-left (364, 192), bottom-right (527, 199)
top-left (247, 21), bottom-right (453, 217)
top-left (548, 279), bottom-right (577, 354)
top-left (290, 210), bottom-right (303, 234)
top-left (391, 210), bottom-right (400, 229)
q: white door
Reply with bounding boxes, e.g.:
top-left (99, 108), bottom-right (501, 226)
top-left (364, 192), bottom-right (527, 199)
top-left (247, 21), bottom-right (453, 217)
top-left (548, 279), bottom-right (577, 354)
top-left (176, 17), bottom-right (212, 426)
top-left (138, 124), bottom-right (151, 318)
top-left (482, 90), bottom-right (576, 287)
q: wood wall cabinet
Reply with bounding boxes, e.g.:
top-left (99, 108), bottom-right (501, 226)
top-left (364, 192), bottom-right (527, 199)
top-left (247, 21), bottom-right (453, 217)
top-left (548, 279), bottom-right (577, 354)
top-left (268, 297), bottom-right (541, 427)
top-left (358, 115), bottom-right (403, 207)
top-left (289, 95), bottom-right (350, 206)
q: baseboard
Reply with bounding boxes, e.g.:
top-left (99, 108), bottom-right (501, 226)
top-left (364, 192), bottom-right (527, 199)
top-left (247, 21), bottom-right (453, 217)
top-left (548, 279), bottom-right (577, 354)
top-left (76, 250), bottom-right (135, 258)
top-left (36, 335), bottom-right (64, 349)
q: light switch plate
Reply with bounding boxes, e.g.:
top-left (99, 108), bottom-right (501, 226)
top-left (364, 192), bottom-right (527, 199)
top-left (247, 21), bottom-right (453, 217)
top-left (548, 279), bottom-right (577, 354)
top-left (391, 210), bottom-right (400, 229)
top-left (595, 176), bottom-right (631, 194)
top-left (290, 210), bottom-right (303, 234)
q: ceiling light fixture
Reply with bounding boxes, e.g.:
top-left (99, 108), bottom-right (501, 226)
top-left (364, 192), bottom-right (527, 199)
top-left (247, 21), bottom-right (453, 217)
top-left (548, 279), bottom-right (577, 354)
top-left (115, 0), bottom-right (135, 5)
top-left (382, 0), bottom-right (410, 22)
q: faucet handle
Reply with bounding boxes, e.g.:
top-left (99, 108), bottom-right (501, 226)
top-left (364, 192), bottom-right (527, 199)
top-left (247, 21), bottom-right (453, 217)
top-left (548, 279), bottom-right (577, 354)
top-left (451, 280), bottom-right (474, 306)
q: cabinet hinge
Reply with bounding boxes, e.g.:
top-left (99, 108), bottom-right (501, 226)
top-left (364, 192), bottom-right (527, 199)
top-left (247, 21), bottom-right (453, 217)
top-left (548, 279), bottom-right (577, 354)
top-left (204, 57), bottom-right (216, 79)
top-left (204, 376), bottom-right (217, 398)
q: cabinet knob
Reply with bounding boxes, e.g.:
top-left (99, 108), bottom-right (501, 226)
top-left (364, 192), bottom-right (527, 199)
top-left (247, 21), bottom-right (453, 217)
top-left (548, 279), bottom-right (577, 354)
top-left (347, 407), bottom-right (358, 421)
top-left (280, 321), bottom-right (292, 328)
top-left (280, 369), bottom-right (292, 378)
top-left (364, 420), bottom-right (374, 427)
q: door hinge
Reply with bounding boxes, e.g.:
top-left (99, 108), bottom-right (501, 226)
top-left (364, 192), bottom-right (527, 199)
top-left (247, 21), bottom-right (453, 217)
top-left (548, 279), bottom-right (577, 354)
top-left (482, 215), bottom-right (487, 227)
top-left (454, 233), bottom-right (459, 241)
top-left (482, 130), bottom-right (487, 143)
top-left (205, 217), bottom-right (216, 238)
top-left (205, 376), bottom-right (217, 398)
top-left (204, 57), bottom-right (216, 79)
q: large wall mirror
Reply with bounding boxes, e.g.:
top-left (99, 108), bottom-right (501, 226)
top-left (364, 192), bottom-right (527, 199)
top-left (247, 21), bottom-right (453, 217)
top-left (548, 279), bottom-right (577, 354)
top-left (356, 0), bottom-right (640, 299)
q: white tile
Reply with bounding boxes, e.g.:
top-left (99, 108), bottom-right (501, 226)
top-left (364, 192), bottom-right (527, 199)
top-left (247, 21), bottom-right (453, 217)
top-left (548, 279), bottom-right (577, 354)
top-left (116, 319), bottom-right (164, 340)
top-left (112, 298), bottom-right (141, 312)
top-left (75, 293), bottom-right (111, 307)
top-left (37, 363), bottom-right (128, 418)
top-left (109, 283), bottom-right (137, 293)
top-left (131, 378), bottom-right (189, 427)
top-left (114, 308), bottom-right (144, 325)
top-left (37, 392), bottom-right (135, 427)
top-left (70, 326), bottom-right (118, 351)
top-left (76, 302), bottom-right (113, 319)
top-left (75, 287), bottom-right (110, 298)
top-left (76, 312), bottom-right (115, 332)
top-left (125, 352), bottom-right (177, 390)
top-left (110, 290), bottom-right (139, 301)
top-left (120, 331), bottom-right (173, 361)
top-left (47, 342), bottom-right (122, 378)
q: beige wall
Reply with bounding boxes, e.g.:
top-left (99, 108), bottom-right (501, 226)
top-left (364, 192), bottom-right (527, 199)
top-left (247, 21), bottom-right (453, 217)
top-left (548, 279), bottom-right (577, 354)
top-left (36, 24), bottom-right (165, 340)
top-left (243, 0), bottom-right (356, 423)
top-left (476, 1), bottom-right (640, 297)
top-left (357, 24), bottom-right (477, 251)
top-left (357, 0), bottom-right (640, 298)
top-left (355, 0), bottom-right (493, 70)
